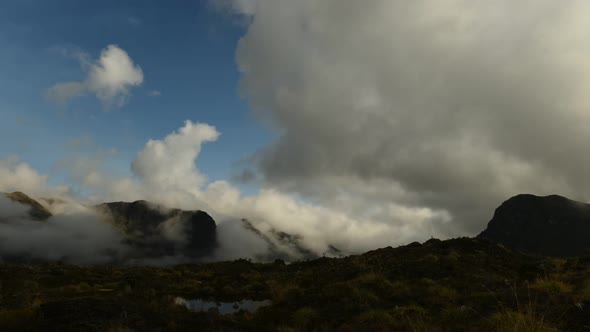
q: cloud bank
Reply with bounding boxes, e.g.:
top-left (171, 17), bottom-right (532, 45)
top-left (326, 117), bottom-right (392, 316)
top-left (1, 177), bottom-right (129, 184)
top-left (47, 44), bottom-right (144, 108)
top-left (219, 0), bottom-right (590, 237)
top-left (0, 196), bottom-right (128, 264)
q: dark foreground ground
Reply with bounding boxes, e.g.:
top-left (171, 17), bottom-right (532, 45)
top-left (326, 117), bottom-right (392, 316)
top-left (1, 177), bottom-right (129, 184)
top-left (1, 238), bottom-right (589, 331)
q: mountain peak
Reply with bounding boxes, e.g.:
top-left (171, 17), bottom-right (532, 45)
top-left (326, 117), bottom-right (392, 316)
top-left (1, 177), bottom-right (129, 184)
top-left (477, 193), bottom-right (590, 256)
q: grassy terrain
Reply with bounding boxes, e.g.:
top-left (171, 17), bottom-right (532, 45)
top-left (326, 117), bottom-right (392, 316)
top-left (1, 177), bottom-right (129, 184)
top-left (1, 238), bottom-right (589, 331)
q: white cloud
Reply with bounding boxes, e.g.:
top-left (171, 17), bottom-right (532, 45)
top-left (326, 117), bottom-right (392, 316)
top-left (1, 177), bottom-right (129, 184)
top-left (131, 120), bottom-right (220, 194)
top-left (0, 156), bottom-right (69, 198)
top-left (148, 90), bottom-right (161, 97)
top-left (47, 44), bottom-right (144, 108)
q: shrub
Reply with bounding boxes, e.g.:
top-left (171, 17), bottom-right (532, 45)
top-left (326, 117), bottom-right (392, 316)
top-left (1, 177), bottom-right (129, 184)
top-left (269, 282), bottom-right (303, 304)
top-left (353, 273), bottom-right (397, 295)
top-left (0, 308), bottom-right (39, 331)
top-left (529, 278), bottom-right (573, 295)
top-left (293, 307), bottom-right (317, 329)
top-left (391, 306), bottom-right (433, 332)
top-left (569, 274), bottom-right (590, 303)
top-left (486, 310), bottom-right (556, 332)
top-left (421, 254), bottom-right (439, 264)
top-left (356, 309), bottom-right (393, 323)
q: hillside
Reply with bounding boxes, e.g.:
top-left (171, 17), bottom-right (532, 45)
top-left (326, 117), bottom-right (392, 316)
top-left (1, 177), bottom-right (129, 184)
top-left (1, 237), bottom-right (589, 331)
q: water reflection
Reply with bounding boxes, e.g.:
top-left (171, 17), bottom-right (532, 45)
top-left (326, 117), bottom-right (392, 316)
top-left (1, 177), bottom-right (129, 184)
top-left (175, 297), bottom-right (272, 314)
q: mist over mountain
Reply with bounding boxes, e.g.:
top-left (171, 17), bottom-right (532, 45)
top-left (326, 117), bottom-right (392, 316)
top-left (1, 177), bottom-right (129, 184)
top-left (97, 200), bottom-right (217, 263)
top-left (0, 191), bottom-right (342, 264)
top-left (240, 218), bottom-right (342, 261)
top-left (3, 192), bottom-right (52, 221)
top-left (3, 189), bottom-right (590, 265)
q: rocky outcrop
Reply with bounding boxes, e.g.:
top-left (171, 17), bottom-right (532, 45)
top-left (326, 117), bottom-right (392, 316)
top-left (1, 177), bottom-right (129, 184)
top-left (477, 194), bottom-right (590, 256)
top-left (97, 200), bottom-right (217, 259)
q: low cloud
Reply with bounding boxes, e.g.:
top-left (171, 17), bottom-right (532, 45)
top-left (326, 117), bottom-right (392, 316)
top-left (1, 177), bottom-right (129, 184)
top-left (0, 196), bottom-right (128, 264)
top-left (47, 44), bottom-right (144, 108)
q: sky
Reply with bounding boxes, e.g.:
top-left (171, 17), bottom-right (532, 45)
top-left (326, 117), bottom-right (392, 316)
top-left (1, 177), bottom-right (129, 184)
top-left (0, 0), bottom-right (270, 192)
top-left (2, 0), bottom-right (590, 259)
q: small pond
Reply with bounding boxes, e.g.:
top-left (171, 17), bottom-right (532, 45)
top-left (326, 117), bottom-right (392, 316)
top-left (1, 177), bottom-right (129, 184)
top-left (174, 297), bottom-right (272, 314)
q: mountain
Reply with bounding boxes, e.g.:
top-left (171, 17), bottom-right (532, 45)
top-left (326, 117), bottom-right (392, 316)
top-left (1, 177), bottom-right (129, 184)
top-left (0, 192), bottom-right (217, 263)
top-left (240, 218), bottom-right (343, 261)
top-left (477, 194), bottom-right (590, 256)
top-left (97, 200), bottom-right (217, 259)
top-left (3, 191), bottom-right (52, 221)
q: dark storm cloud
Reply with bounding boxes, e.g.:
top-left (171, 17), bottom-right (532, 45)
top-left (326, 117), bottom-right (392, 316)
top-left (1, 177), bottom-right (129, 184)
top-left (223, 0), bottom-right (590, 236)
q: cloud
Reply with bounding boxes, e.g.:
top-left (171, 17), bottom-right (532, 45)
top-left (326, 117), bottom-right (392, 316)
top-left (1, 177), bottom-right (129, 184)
top-left (131, 120), bottom-right (220, 194)
top-left (231, 169), bottom-right (257, 183)
top-left (148, 90), bottom-right (161, 97)
top-left (0, 195), bottom-right (30, 220)
top-left (0, 156), bottom-right (69, 199)
top-left (214, 0), bottom-right (590, 237)
top-left (45, 81), bottom-right (87, 104)
top-left (31, 120), bottom-right (448, 259)
top-left (47, 44), bottom-right (144, 108)
top-left (0, 196), bottom-right (129, 264)
top-left (211, 0), bottom-right (258, 16)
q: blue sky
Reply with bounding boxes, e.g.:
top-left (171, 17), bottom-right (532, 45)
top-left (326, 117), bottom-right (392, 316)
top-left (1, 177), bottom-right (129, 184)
top-left (0, 0), bottom-right (270, 192)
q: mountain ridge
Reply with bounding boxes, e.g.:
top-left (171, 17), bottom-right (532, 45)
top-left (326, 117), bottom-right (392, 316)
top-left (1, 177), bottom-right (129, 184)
top-left (3, 191), bottom-right (52, 220)
top-left (4, 191), bottom-right (590, 263)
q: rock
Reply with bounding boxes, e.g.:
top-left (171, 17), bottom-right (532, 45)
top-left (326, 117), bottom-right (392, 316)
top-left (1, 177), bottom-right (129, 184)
top-left (97, 200), bottom-right (217, 259)
top-left (477, 194), bottom-right (590, 256)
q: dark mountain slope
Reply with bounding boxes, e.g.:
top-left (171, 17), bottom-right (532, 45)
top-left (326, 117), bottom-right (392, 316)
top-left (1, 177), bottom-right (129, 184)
top-left (478, 194), bottom-right (590, 256)
top-left (3, 191), bottom-right (52, 221)
top-left (240, 218), bottom-right (343, 261)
